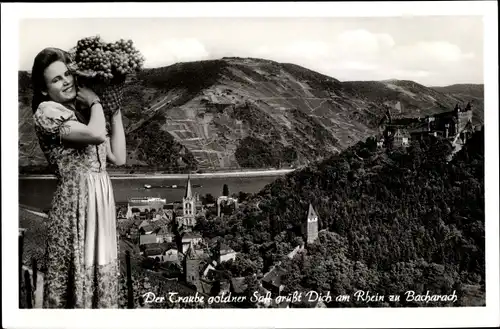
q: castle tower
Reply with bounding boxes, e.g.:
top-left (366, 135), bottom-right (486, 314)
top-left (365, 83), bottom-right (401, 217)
top-left (184, 240), bottom-right (201, 290)
top-left (395, 101), bottom-right (403, 115)
top-left (306, 204), bottom-right (319, 245)
top-left (182, 175), bottom-right (196, 227)
top-left (456, 101), bottom-right (473, 132)
top-left (465, 101), bottom-right (472, 112)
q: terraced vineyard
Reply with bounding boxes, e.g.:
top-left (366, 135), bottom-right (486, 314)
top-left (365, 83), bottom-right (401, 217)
top-left (19, 57), bottom-right (483, 172)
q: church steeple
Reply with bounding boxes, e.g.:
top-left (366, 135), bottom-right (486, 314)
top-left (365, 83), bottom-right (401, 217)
top-left (185, 174), bottom-right (193, 199)
top-left (182, 174), bottom-right (196, 227)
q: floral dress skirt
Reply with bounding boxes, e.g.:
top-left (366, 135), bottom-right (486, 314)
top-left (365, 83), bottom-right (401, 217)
top-left (34, 101), bottom-right (120, 308)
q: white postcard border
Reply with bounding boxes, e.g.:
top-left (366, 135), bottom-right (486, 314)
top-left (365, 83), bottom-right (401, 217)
top-left (2, 2), bottom-right (498, 328)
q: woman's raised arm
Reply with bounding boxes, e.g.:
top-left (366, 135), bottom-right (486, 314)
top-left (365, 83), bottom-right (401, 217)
top-left (59, 87), bottom-right (107, 145)
top-left (106, 108), bottom-right (126, 166)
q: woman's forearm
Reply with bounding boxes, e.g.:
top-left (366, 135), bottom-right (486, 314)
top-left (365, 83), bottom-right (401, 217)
top-left (88, 102), bottom-right (107, 139)
top-left (109, 109), bottom-right (126, 165)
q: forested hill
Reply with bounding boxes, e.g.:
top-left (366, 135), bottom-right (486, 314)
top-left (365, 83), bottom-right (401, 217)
top-left (197, 128), bottom-right (485, 307)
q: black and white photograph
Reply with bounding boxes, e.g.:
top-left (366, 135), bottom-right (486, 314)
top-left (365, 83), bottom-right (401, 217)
top-left (2, 2), bottom-right (499, 329)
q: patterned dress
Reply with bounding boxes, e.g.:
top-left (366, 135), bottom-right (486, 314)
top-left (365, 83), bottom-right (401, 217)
top-left (33, 101), bottom-right (119, 308)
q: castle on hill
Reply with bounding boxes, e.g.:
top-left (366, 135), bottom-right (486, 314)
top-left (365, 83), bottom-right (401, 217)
top-left (381, 101), bottom-right (476, 149)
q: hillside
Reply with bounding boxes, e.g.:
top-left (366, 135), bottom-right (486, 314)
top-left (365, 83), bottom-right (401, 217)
top-left (343, 79), bottom-right (484, 124)
top-left (431, 84), bottom-right (484, 104)
top-left (18, 58), bottom-right (484, 172)
top-left (196, 129), bottom-right (485, 307)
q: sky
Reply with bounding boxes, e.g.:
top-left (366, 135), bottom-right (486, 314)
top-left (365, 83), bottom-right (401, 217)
top-left (18, 16), bottom-right (483, 86)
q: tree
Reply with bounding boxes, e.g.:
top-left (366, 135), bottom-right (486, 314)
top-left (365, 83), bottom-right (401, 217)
top-left (223, 184), bottom-right (229, 197)
top-left (193, 127), bottom-right (485, 307)
top-left (203, 193), bottom-right (216, 205)
top-left (238, 191), bottom-right (250, 202)
top-left (242, 275), bottom-right (260, 308)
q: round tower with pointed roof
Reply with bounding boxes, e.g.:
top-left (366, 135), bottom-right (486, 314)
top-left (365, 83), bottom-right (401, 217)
top-left (306, 204), bottom-right (319, 245)
top-left (184, 240), bottom-right (201, 290)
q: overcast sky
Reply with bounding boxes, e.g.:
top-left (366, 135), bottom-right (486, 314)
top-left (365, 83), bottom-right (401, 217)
top-left (19, 16), bottom-right (483, 86)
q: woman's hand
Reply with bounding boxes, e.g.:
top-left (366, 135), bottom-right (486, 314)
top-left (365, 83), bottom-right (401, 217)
top-left (76, 87), bottom-right (100, 109)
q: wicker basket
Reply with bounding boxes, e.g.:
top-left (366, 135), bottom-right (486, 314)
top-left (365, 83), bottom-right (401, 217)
top-left (76, 73), bottom-right (126, 133)
top-left (90, 80), bottom-right (126, 116)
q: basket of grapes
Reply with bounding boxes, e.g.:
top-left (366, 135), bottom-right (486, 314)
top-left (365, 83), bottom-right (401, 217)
top-left (69, 35), bottom-right (145, 120)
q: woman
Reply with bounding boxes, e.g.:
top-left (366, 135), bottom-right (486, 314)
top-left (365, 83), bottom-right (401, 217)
top-left (31, 47), bottom-right (126, 308)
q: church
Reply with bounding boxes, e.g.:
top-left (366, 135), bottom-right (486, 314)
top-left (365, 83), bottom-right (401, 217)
top-left (176, 175), bottom-right (203, 230)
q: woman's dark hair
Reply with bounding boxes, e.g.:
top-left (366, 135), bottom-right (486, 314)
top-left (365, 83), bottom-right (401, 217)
top-left (31, 47), bottom-right (74, 113)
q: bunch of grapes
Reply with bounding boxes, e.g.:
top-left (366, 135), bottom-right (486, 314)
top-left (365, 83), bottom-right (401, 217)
top-left (73, 35), bottom-right (145, 82)
top-left (70, 35), bottom-right (145, 118)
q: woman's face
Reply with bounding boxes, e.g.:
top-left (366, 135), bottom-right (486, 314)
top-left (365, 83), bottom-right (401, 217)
top-left (42, 60), bottom-right (76, 104)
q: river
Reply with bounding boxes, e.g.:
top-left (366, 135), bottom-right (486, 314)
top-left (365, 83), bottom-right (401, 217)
top-left (19, 175), bottom-right (282, 210)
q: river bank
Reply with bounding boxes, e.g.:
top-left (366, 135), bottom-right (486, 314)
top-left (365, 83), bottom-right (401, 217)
top-left (19, 168), bottom-right (296, 180)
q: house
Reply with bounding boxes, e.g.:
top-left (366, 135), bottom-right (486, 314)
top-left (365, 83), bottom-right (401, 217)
top-left (126, 197), bottom-right (167, 219)
top-left (163, 248), bottom-right (181, 264)
top-left (219, 244), bottom-right (237, 263)
top-left (156, 228), bottom-right (174, 243)
top-left (144, 247), bottom-right (163, 259)
top-left (203, 267), bottom-right (230, 285)
top-left (219, 281), bottom-right (231, 295)
top-left (163, 203), bottom-right (175, 210)
top-left (286, 244), bottom-right (305, 260)
top-left (157, 208), bottom-right (174, 221)
top-left (138, 220), bottom-right (151, 230)
top-left (140, 227), bottom-right (174, 245)
top-left (217, 196), bottom-right (239, 217)
top-left (158, 262), bottom-right (182, 279)
top-left (182, 232), bottom-right (203, 246)
top-left (376, 137), bottom-right (385, 148)
top-left (152, 208), bottom-right (173, 222)
top-left (230, 277), bottom-right (248, 295)
top-left (195, 201), bottom-right (204, 215)
top-left (139, 225), bottom-right (155, 235)
top-left (197, 269), bottom-right (231, 296)
top-left (181, 241), bottom-right (205, 255)
top-left (202, 263), bottom-right (217, 278)
top-left (126, 222), bottom-right (138, 238)
top-left (393, 128), bottom-right (410, 148)
top-left (261, 265), bottom-right (286, 296)
top-left (117, 206), bottom-right (128, 219)
top-left (181, 242), bottom-right (191, 254)
top-left (140, 233), bottom-right (157, 245)
top-left (128, 207), bottom-right (141, 219)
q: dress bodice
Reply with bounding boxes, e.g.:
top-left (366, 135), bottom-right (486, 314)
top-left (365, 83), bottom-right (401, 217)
top-left (33, 101), bottom-right (107, 179)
